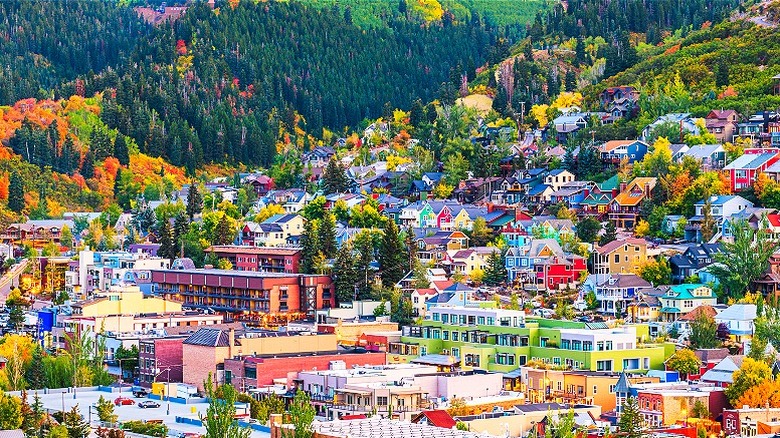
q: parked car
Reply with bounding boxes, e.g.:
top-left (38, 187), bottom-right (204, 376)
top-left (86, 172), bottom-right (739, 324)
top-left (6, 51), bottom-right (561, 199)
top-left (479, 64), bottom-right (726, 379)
top-left (114, 397), bottom-right (135, 406)
top-left (132, 388), bottom-right (149, 398)
top-left (138, 400), bottom-right (160, 409)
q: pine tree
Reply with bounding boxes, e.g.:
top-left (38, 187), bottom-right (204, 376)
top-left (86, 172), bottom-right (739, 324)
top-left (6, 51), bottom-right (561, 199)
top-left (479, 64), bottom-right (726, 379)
top-left (114, 135), bottom-right (130, 166)
top-left (322, 157), bottom-right (348, 194)
top-left (319, 212), bottom-right (337, 259)
top-left (81, 150), bottom-right (95, 179)
top-left (333, 242), bottom-right (358, 303)
top-left (173, 213), bottom-right (189, 257)
top-left (618, 397), bottom-right (644, 438)
top-left (213, 214), bottom-right (235, 246)
top-left (63, 405), bottom-right (90, 438)
top-left (25, 346), bottom-right (45, 390)
top-left (483, 250), bottom-right (507, 286)
top-left (378, 220), bottom-right (406, 287)
top-left (8, 172), bottom-right (24, 213)
top-left (186, 184), bottom-right (203, 220)
top-left (600, 221), bottom-right (617, 245)
top-left (701, 199), bottom-right (717, 243)
top-left (157, 220), bottom-right (176, 261)
top-left (405, 227), bottom-right (417, 272)
top-left (715, 58), bottom-right (729, 88)
top-left (563, 146), bottom-right (576, 174)
top-left (564, 70), bottom-right (577, 92)
top-left (300, 219), bottom-right (320, 274)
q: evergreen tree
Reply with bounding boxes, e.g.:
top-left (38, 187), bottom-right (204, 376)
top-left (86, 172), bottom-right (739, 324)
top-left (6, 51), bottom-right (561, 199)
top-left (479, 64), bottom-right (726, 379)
top-left (81, 150), bottom-right (95, 179)
top-left (700, 199), bottom-right (717, 243)
top-left (173, 213), bottom-right (189, 258)
top-left (600, 221), bottom-right (617, 245)
top-left (213, 214), bottom-right (235, 246)
top-left (8, 172), bottom-right (24, 213)
top-left (319, 212), bottom-right (337, 259)
top-left (618, 397), bottom-right (644, 438)
top-left (300, 219), bottom-right (320, 274)
top-left (90, 126), bottom-right (113, 162)
top-left (715, 58), bottom-right (730, 88)
top-left (483, 250), bottom-right (507, 286)
top-left (354, 231), bottom-right (375, 299)
top-left (409, 99), bottom-right (425, 128)
top-left (25, 346), bottom-right (46, 390)
top-left (563, 146), bottom-right (576, 173)
top-left (322, 157), bottom-right (349, 194)
top-left (114, 135), bottom-right (130, 166)
top-left (333, 242), bottom-right (358, 303)
top-left (186, 184), bottom-right (203, 220)
top-left (405, 227), bottom-right (417, 272)
top-left (564, 70), bottom-right (577, 92)
top-left (378, 220), bottom-right (406, 287)
top-left (157, 220), bottom-right (176, 261)
top-left (63, 405), bottom-right (90, 438)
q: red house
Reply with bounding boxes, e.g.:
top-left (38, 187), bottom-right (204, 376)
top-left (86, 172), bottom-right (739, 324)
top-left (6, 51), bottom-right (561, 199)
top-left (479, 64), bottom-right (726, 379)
top-left (536, 255), bottom-right (587, 291)
top-left (723, 151), bottom-right (780, 191)
top-left (245, 175), bottom-right (274, 196)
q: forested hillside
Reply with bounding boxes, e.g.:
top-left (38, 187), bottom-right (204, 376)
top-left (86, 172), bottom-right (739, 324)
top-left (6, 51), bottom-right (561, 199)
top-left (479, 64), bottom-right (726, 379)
top-left (0, 1), bottom-right (150, 103)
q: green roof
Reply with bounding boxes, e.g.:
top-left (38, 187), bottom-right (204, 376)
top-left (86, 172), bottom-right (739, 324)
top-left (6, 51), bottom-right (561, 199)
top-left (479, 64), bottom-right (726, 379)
top-left (581, 193), bottom-right (611, 206)
top-left (661, 307), bottom-right (681, 313)
top-left (598, 175), bottom-right (620, 191)
top-left (663, 284), bottom-right (713, 300)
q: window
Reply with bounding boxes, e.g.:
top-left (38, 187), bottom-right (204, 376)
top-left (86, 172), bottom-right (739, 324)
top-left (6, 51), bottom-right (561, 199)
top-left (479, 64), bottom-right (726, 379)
top-left (606, 341), bottom-right (613, 351)
top-left (432, 313), bottom-right (440, 322)
top-left (443, 331), bottom-right (449, 340)
top-left (432, 330), bottom-right (440, 339)
top-left (452, 331), bottom-right (459, 341)
top-left (597, 360), bottom-right (613, 371)
top-left (245, 366), bottom-right (257, 379)
top-left (614, 254), bottom-right (620, 264)
top-left (644, 357), bottom-right (650, 369)
top-left (225, 370), bottom-right (232, 385)
top-left (377, 396), bottom-right (388, 406)
top-left (593, 385), bottom-right (598, 394)
top-left (540, 337), bottom-right (548, 347)
top-left (441, 314), bottom-right (449, 323)
top-left (478, 316), bottom-right (485, 325)
top-left (583, 341), bottom-right (593, 351)
top-left (452, 348), bottom-right (460, 358)
top-left (623, 358), bottom-right (640, 370)
top-left (486, 317), bottom-right (495, 325)
top-left (609, 384), bottom-right (616, 393)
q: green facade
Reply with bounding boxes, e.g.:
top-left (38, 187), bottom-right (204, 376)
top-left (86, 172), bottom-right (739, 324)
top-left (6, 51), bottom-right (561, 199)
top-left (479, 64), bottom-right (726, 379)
top-left (393, 315), bottom-right (674, 374)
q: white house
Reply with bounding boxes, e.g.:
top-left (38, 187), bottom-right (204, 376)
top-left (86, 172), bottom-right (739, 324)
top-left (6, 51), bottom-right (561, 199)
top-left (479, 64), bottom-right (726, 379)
top-left (714, 303), bottom-right (756, 343)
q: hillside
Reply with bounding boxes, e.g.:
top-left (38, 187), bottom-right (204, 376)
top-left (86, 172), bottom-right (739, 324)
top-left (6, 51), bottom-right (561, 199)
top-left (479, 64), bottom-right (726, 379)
top-left (585, 18), bottom-right (780, 120)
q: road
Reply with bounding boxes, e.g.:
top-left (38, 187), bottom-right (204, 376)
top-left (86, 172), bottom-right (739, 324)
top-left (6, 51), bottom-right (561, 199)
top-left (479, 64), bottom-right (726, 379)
top-left (0, 259), bottom-right (29, 302)
top-left (28, 388), bottom-right (270, 438)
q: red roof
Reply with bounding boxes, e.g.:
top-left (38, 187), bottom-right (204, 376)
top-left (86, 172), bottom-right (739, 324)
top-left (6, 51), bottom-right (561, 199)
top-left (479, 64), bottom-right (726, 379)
top-left (432, 281), bottom-right (454, 291)
top-left (341, 414), bottom-right (367, 420)
top-left (594, 238), bottom-right (647, 255)
top-left (415, 289), bottom-right (438, 296)
top-left (768, 213), bottom-right (780, 227)
top-left (413, 410), bottom-right (456, 429)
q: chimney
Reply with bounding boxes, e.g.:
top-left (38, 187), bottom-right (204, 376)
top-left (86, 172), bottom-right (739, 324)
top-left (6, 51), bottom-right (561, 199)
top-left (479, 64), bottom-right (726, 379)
top-left (644, 183), bottom-right (651, 198)
top-left (228, 328), bottom-right (236, 358)
top-left (583, 188), bottom-right (590, 198)
top-left (612, 188), bottom-right (618, 198)
top-left (619, 182), bottom-right (627, 193)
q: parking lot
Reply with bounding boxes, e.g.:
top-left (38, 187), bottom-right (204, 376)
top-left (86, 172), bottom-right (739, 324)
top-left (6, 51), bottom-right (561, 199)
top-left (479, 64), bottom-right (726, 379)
top-left (29, 388), bottom-right (269, 438)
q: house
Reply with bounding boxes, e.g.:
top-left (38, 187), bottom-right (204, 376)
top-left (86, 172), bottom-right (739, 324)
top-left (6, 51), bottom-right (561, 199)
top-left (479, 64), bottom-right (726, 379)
top-left (658, 284), bottom-right (718, 322)
top-left (640, 113), bottom-right (701, 143)
top-left (714, 304), bottom-right (756, 343)
top-left (505, 238), bottom-right (564, 284)
top-left (526, 184), bottom-right (554, 204)
top-left (534, 255), bottom-right (587, 292)
top-left (599, 86), bottom-right (640, 109)
top-left (243, 174), bottom-right (274, 196)
top-left (677, 144), bottom-right (726, 170)
top-left (2, 220), bottom-right (74, 248)
top-left (753, 252), bottom-right (780, 298)
top-left (701, 355), bottom-right (744, 388)
top-left (241, 214), bottom-right (304, 247)
top-left (608, 178), bottom-right (656, 229)
top-left (704, 110), bottom-right (740, 143)
top-left (414, 230), bottom-right (469, 266)
top-left (552, 113), bottom-right (588, 142)
top-left (685, 195), bottom-right (754, 242)
top-left (581, 176), bottom-right (619, 215)
top-left (446, 249), bottom-right (487, 279)
top-left (591, 238), bottom-right (648, 276)
top-left (668, 244), bottom-right (723, 283)
top-left (411, 410), bottom-right (457, 429)
top-left (549, 181), bottom-right (594, 209)
top-left (723, 151), bottom-right (780, 191)
top-left (453, 177), bottom-right (502, 204)
top-left (594, 274), bottom-right (654, 316)
top-left (599, 140), bottom-right (649, 164)
top-left (303, 146), bottom-right (336, 167)
top-left (544, 169), bottom-right (576, 192)
top-left (674, 305), bottom-right (718, 340)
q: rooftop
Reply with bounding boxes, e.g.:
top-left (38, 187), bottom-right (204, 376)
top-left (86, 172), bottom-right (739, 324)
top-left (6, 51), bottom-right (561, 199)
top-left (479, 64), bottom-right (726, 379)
top-left (312, 418), bottom-right (501, 438)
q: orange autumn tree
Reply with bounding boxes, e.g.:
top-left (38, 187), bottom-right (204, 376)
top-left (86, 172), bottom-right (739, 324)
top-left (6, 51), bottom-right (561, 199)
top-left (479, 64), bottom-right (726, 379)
top-left (734, 379), bottom-right (780, 408)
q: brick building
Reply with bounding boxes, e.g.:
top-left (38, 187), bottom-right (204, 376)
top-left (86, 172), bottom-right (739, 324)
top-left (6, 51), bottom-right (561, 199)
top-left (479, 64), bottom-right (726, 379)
top-left (224, 351), bottom-right (387, 391)
top-left (136, 322), bottom-right (244, 387)
top-left (151, 268), bottom-right (334, 324)
top-left (205, 245), bottom-right (301, 273)
top-left (181, 327), bottom-right (350, 390)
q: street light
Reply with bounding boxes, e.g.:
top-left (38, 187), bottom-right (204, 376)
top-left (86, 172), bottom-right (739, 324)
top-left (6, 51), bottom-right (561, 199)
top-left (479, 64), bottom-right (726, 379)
top-left (154, 367), bottom-right (173, 416)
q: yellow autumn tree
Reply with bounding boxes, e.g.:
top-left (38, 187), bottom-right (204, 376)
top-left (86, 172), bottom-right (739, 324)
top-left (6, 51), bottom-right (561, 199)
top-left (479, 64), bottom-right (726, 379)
top-left (0, 334), bottom-right (36, 390)
top-left (734, 379), bottom-right (780, 408)
top-left (635, 219), bottom-right (651, 237)
top-left (551, 92), bottom-right (583, 111)
top-left (530, 104), bottom-right (550, 127)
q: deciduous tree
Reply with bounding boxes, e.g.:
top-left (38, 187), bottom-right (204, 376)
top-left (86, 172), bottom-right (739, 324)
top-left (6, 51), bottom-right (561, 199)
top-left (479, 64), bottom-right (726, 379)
top-left (726, 357), bottom-right (772, 405)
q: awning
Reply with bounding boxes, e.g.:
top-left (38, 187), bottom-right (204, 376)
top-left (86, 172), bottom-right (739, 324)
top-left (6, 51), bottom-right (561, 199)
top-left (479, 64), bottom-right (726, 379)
top-left (503, 368), bottom-right (523, 379)
top-left (411, 354), bottom-right (458, 366)
top-left (661, 307), bottom-right (681, 313)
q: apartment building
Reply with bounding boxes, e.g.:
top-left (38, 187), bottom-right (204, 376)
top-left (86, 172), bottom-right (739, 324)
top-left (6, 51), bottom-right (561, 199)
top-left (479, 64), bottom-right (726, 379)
top-left (388, 307), bottom-right (673, 374)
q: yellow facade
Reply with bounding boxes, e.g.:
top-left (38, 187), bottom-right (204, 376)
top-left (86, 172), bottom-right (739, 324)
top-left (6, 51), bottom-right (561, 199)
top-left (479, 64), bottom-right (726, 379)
top-left (595, 241), bottom-right (648, 274)
top-left (453, 209), bottom-right (474, 230)
top-left (75, 285), bottom-right (182, 317)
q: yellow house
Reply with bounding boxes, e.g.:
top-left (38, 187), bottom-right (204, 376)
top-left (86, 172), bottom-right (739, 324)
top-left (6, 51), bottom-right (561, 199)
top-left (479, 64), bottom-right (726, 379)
top-left (448, 249), bottom-right (487, 278)
top-left (592, 238), bottom-right (648, 275)
top-left (452, 208), bottom-right (475, 230)
top-left (72, 285), bottom-right (182, 317)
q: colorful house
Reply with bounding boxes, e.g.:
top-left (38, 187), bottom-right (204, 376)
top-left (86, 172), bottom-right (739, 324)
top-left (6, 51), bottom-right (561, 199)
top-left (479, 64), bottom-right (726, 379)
top-left (659, 284), bottom-right (718, 322)
top-left (723, 152), bottom-right (780, 191)
top-left (599, 140), bottom-right (650, 164)
top-left (608, 178), bottom-right (656, 229)
top-left (591, 238), bottom-right (649, 276)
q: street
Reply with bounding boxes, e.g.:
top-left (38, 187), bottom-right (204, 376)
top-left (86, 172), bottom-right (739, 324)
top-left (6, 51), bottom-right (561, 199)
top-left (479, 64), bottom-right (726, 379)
top-left (28, 388), bottom-right (270, 438)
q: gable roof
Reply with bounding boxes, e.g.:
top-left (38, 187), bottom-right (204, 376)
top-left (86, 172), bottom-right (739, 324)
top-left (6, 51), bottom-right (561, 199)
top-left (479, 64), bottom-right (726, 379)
top-left (600, 140), bottom-right (641, 152)
top-left (594, 238), bottom-right (646, 255)
top-left (715, 303), bottom-right (757, 321)
top-left (724, 152), bottom-right (778, 170)
top-left (411, 410), bottom-right (456, 429)
top-left (183, 328), bottom-right (236, 347)
top-left (679, 305), bottom-right (717, 321)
